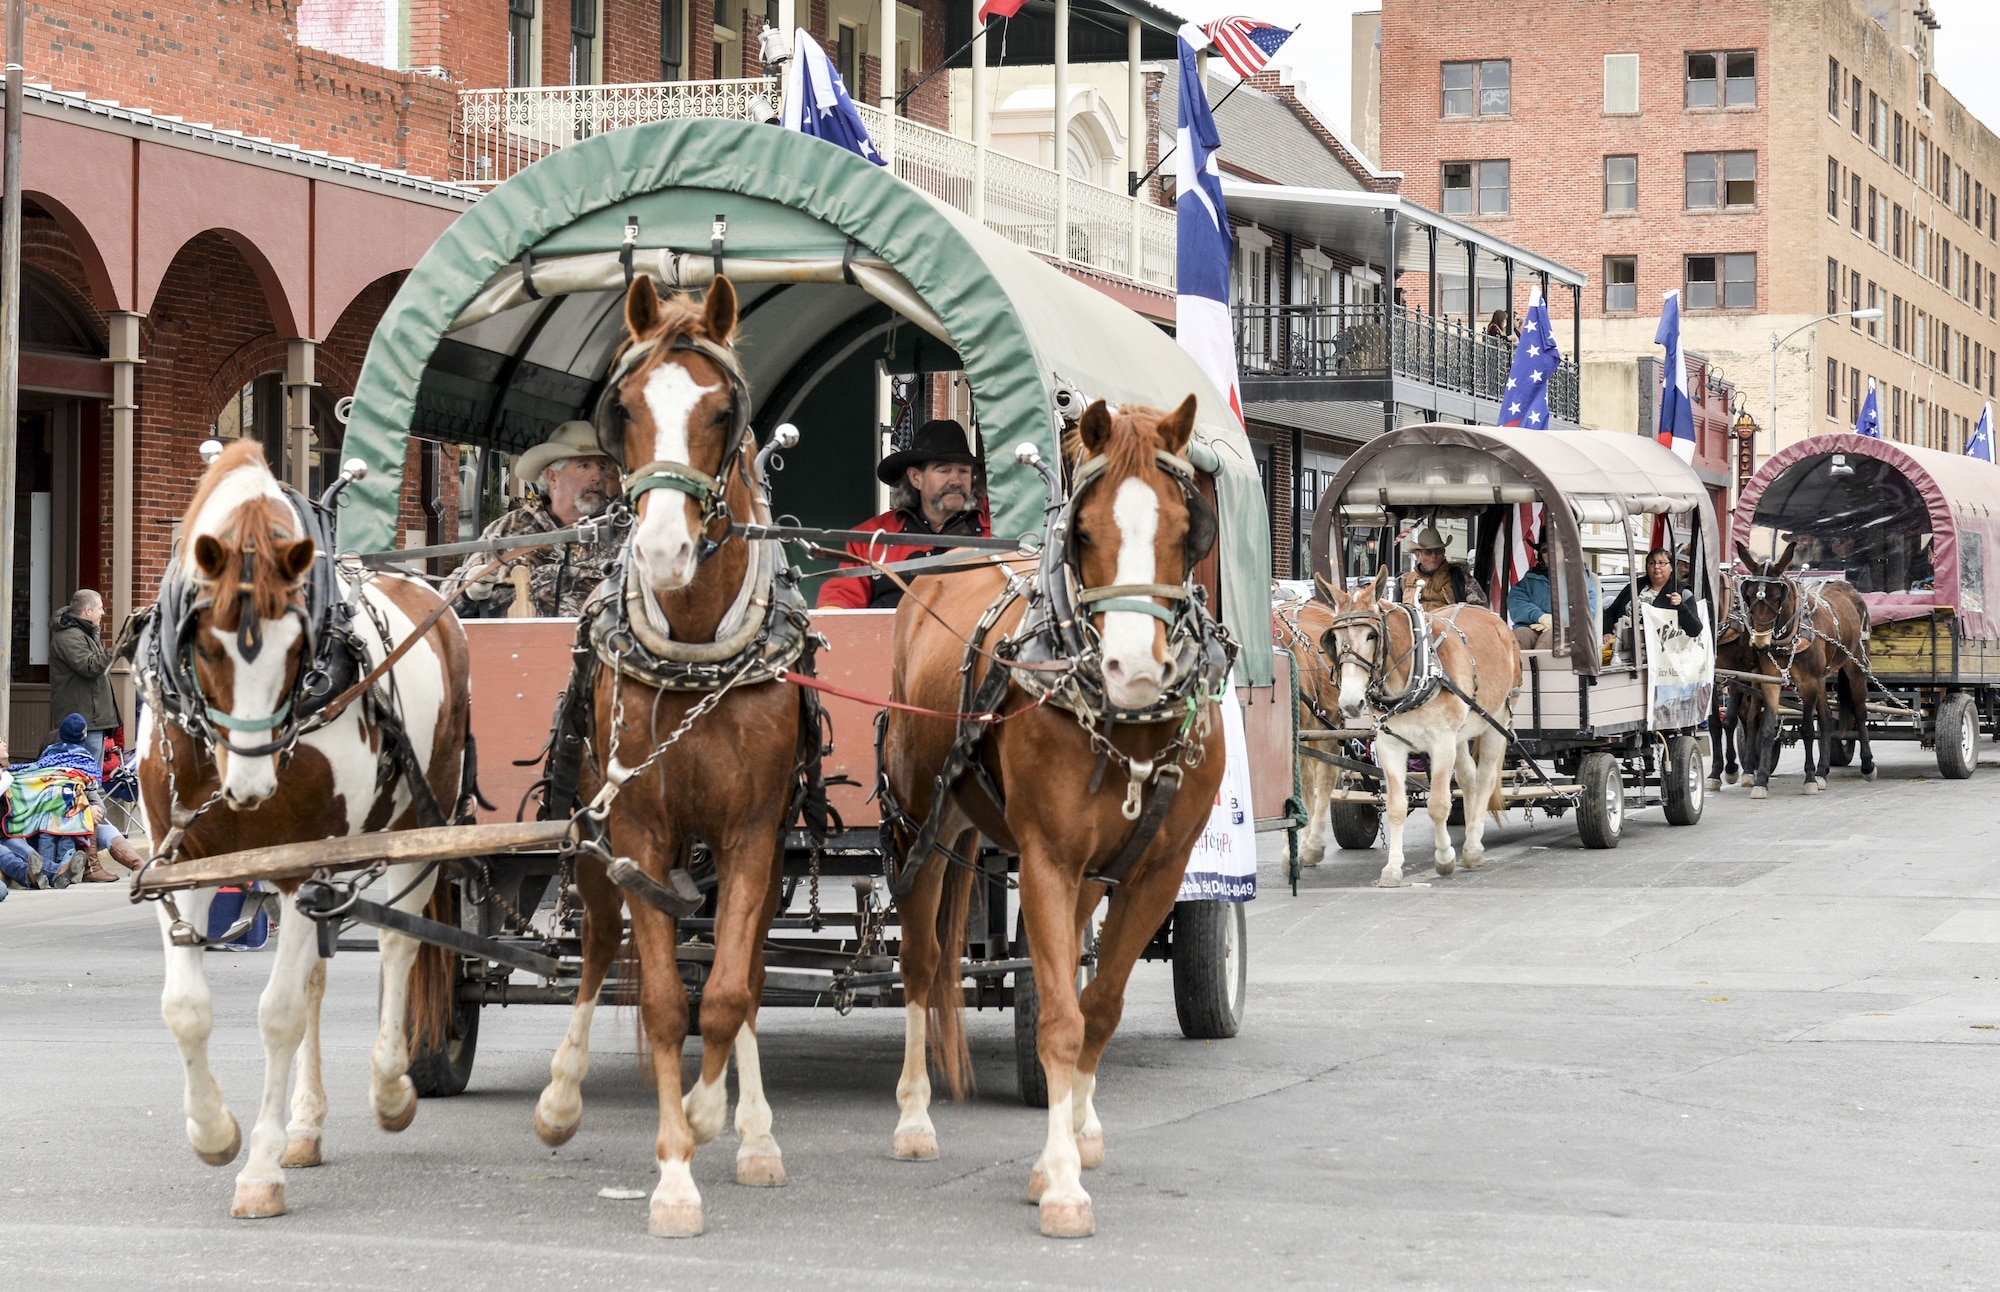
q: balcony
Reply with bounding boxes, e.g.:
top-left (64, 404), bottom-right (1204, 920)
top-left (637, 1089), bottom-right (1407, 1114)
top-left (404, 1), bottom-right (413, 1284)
top-left (1233, 302), bottom-right (1581, 426)
top-left (455, 79), bottom-right (1176, 290)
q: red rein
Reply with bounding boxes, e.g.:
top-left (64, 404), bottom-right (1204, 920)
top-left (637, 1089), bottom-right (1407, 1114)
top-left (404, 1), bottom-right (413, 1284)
top-left (782, 670), bottom-right (1048, 724)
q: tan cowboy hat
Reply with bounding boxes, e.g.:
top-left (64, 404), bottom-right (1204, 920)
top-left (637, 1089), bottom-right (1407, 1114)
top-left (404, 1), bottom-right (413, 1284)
top-left (1405, 524), bottom-right (1448, 553)
top-left (517, 421), bottom-right (613, 483)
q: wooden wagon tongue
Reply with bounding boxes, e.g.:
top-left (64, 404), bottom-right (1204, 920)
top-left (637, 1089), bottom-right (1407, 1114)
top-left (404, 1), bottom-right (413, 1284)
top-left (129, 820), bottom-right (575, 896)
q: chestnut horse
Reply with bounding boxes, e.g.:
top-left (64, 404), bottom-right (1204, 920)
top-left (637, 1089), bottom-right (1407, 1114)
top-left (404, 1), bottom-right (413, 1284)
top-left (1274, 594), bottom-right (1348, 865)
top-left (137, 440), bottom-right (470, 1218)
top-left (883, 398), bottom-right (1229, 1239)
top-left (1317, 570), bottom-right (1520, 887)
top-left (1733, 542), bottom-right (1876, 796)
top-left (531, 276), bottom-right (806, 1239)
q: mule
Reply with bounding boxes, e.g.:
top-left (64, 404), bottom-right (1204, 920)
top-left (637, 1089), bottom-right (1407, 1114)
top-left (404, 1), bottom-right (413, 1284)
top-left (1274, 594), bottom-right (1347, 865)
top-left (882, 398), bottom-right (1230, 1238)
top-left (530, 276), bottom-right (810, 1239)
top-left (1707, 569), bottom-right (1751, 791)
top-left (137, 440), bottom-right (471, 1218)
top-left (1733, 542), bottom-right (1876, 797)
top-left (1318, 569), bottom-right (1520, 888)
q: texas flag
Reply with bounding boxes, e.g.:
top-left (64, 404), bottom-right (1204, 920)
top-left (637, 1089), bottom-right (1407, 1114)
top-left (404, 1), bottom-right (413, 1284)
top-left (1173, 23), bottom-right (1243, 427)
top-left (1654, 290), bottom-right (1697, 463)
top-left (1970, 402), bottom-right (1995, 463)
top-left (1854, 377), bottom-right (1882, 438)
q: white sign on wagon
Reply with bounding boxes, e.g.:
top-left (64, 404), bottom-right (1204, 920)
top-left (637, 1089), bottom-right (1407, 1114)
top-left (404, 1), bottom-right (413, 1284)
top-left (1177, 683), bottom-right (1256, 902)
top-left (1641, 600), bottom-right (1713, 731)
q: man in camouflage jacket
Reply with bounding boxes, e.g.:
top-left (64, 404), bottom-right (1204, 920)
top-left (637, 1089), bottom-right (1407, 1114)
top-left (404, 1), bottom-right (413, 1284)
top-left (444, 421), bottom-right (622, 619)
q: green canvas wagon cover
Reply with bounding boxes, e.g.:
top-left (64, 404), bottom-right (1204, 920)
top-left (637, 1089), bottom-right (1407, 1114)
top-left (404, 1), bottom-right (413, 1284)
top-left (338, 117), bottom-right (1271, 681)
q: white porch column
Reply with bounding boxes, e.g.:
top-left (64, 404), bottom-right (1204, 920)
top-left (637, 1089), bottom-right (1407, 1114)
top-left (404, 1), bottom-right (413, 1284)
top-left (284, 339), bottom-right (318, 494)
top-left (1053, 0), bottom-right (1070, 259)
top-left (106, 310), bottom-right (142, 733)
top-left (1126, 15), bottom-right (1143, 276)
top-left (778, 0), bottom-right (795, 37)
top-left (970, 12), bottom-right (988, 223)
top-left (877, 0), bottom-right (896, 168)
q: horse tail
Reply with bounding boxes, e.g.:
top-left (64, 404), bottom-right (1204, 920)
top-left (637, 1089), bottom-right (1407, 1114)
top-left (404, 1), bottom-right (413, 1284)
top-left (928, 855), bottom-right (977, 1102)
top-left (405, 878), bottom-right (455, 1057)
top-left (623, 931), bottom-right (654, 1091)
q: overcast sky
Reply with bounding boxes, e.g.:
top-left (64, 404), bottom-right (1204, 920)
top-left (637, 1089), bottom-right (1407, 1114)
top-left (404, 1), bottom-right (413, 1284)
top-left (1170, 1), bottom-right (2000, 145)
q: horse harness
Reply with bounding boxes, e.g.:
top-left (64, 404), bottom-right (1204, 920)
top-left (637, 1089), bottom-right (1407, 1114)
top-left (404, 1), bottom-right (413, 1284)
top-left (878, 448), bottom-right (1236, 902)
top-left (1272, 599), bottom-right (1345, 733)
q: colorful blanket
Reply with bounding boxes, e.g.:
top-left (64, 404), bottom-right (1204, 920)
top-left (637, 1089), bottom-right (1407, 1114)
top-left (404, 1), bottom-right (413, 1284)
top-left (5, 768), bottom-right (98, 839)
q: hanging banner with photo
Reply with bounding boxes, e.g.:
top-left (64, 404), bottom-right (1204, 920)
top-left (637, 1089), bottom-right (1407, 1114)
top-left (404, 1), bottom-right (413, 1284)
top-left (1177, 684), bottom-right (1256, 902)
top-left (1643, 600), bottom-right (1713, 730)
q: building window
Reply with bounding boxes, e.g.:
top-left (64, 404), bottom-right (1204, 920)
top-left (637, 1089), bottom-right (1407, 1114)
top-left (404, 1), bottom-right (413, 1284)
top-left (1894, 203), bottom-right (1904, 259)
top-left (1686, 151), bottom-right (1755, 208)
top-left (1850, 368), bottom-right (1861, 420)
top-left (570, 0), bottom-right (597, 85)
top-left (1442, 160), bottom-right (1509, 215)
top-left (1686, 50), bottom-right (1755, 108)
top-left (1604, 54), bottom-right (1639, 113)
top-left (1867, 282), bottom-right (1879, 340)
top-left (1827, 157), bottom-right (1840, 218)
top-left (1850, 75), bottom-right (1862, 135)
top-left (1867, 187), bottom-right (1878, 243)
top-left (1442, 60), bottom-right (1510, 117)
top-left (1990, 194), bottom-right (1997, 242)
top-left (1828, 57), bottom-right (1841, 116)
top-left (1851, 174), bottom-right (1862, 233)
top-left (1868, 91), bottom-right (1879, 148)
top-left (1892, 295), bottom-right (1903, 350)
top-left (1827, 357), bottom-right (1838, 419)
top-left (1605, 155), bottom-right (1637, 212)
top-left (1850, 270), bottom-right (1861, 325)
top-left (1828, 258), bottom-right (1839, 315)
top-left (836, 23), bottom-right (858, 87)
top-left (1978, 183), bottom-right (1986, 232)
top-left (510, 0), bottom-right (537, 87)
top-left (1686, 253), bottom-right (1754, 309)
top-left (1893, 387), bottom-right (1903, 439)
top-left (1895, 112), bottom-right (1906, 169)
top-left (659, 0), bottom-right (682, 80)
top-left (1604, 256), bottom-right (1637, 312)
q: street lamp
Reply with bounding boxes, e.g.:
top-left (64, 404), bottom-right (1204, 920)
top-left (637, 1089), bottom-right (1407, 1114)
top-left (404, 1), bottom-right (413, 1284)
top-left (1728, 405), bottom-right (1760, 518)
top-left (1770, 308), bottom-right (1884, 463)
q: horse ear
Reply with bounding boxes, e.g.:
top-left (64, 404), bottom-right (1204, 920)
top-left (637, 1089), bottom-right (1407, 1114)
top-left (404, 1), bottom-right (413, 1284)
top-left (1157, 394), bottom-right (1198, 455)
top-left (624, 274), bottom-right (663, 339)
top-left (193, 535), bottom-right (229, 580)
top-left (1773, 540), bottom-right (1796, 573)
top-left (1370, 563), bottom-right (1388, 601)
top-left (274, 537), bottom-right (316, 584)
top-left (1314, 572), bottom-right (1339, 605)
top-left (1078, 400), bottom-right (1113, 454)
top-left (1733, 540), bottom-right (1759, 572)
top-left (702, 275), bottom-right (738, 345)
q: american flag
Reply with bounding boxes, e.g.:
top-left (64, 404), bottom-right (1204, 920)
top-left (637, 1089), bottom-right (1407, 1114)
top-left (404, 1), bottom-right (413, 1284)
top-left (1498, 287), bottom-right (1563, 585)
top-left (1203, 16), bottom-right (1294, 80)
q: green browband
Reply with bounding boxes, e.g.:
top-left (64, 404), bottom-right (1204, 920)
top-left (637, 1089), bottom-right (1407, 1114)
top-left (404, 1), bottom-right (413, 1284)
top-left (204, 699), bottom-right (292, 733)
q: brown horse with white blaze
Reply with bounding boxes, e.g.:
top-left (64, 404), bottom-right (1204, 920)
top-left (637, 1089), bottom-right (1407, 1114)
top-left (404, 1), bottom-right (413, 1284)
top-left (530, 276), bottom-right (804, 1239)
top-left (138, 440), bottom-right (471, 1219)
top-left (883, 398), bottom-right (1228, 1239)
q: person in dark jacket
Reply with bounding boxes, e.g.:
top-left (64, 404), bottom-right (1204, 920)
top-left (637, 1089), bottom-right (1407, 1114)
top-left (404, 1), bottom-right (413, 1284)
top-left (49, 589), bottom-right (118, 765)
top-left (1603, 547), bottom-right (1704, 659)
top-left (815, 419), bottom-right (989, 611)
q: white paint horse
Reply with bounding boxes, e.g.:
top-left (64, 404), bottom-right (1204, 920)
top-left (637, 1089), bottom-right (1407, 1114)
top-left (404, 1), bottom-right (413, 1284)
top-left (1318, 570), bottom-right (1520, 887)
top-left (136, 439), bottom-right (471, 1218)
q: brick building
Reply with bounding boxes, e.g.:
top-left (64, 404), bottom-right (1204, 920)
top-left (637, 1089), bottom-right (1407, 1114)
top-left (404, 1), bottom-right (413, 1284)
top-left (1365, 0), bottom-right (2000, 484)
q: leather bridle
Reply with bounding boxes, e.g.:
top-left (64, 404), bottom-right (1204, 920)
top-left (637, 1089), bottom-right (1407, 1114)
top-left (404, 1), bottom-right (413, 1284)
top-left (1322, 598), bottom-right (1440, 719)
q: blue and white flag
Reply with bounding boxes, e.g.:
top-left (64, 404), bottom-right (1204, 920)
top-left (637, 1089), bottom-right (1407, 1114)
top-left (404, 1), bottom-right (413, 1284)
top-left (1174, 23), bottom-right (1242, 426)
top-left (1970, 402), bottom-right (1995, 463)
top-left (1854, 377), bottom-right (1882, 438)
top-left (1654, 290), bottom-right (1696, 464)
top-left (1496, 286), bottom-right (1560, 583)
top-left (780, 29), bottom-right (883, 165)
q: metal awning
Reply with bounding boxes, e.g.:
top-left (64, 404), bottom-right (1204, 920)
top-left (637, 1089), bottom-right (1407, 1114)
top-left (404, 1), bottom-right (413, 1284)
top-left (1218, 181), bottom-right (1589, 291)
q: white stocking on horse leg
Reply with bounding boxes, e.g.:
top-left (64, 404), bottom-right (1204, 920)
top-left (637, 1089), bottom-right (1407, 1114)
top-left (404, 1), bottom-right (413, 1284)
top-left (535, 995), bottom-right (597, 1147)
top-left (1377, 736), bottom-right (1409, 887)
top-left (233, 898), bottom-right (321, 1218)
top-left (368, 863), bottom-right (437, 1132)
top-left (1458, 733), bottom-right (1505, 869)
top-left (1032, 1088), bottom-right (1094, 1237)
top-left (682, 1064), bottom-right (730, 1147)
top-left (892, 1002), bottom-right (938, 1159)
top-left (1298, 756), bottom-right (1333, 867)
top-left (1071, 1070), bottom-right (1104, 1168)
top-left (281, 957), bottom-right (328, 1168)
top-left (1426, 734), bottom-right (1458, 876)
top-left (731, 1023), bottom-right (786, 1186)
top-left (157, 891), bottom-right (241, 1168)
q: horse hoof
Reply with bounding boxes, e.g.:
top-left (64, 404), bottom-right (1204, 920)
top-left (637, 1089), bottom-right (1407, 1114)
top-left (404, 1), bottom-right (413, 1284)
top-left (280, 1134), bottom-right (322, 1169)
top-left (1376, 875), bottom-right (1403, 889)
top-left (1077, 1135), bottom-right (1104, 1169)
top-left (375, 1083), bottom-right (418, 1134)
top-left (1026, 1168), bottom-right (1048, 1204)
top-left (1435, 859), bottom-right (1456, 877)
top-left (1817, 777), bottom-right (1829, 790)
top-left (534, 1107), bottom-right (581, 1148)
top-left (1749, 786), bottom-right (1768, 800)
top-left (230, 1178), bottom-right (285, 1219)
top-left (1725, 772), bottom-right (1740, 785)
top-left (1801, 781), bottom-right (1819, 796)
top-left (1863, 768), bottom-right (1877, 782)
top-left (195, 1114), bottom-right (242, 1167)
top-left (648, 1199), bottom-right (704, 1238)
top-left (1704, 777), bottom-right (1721, 792)
top-left (736, 1148), bottom-right (787, 1187)
top-left (1039, 1198), bottom-right (1096, 1239)
top-left (891, 1130), bottom-right (938, 1161)
top-left (1460, 854), bottom-right (1483, 871)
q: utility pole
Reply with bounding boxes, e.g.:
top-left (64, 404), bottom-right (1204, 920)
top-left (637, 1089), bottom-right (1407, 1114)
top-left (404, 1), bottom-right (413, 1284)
top-left (0, 0), bottom-right (26, 742)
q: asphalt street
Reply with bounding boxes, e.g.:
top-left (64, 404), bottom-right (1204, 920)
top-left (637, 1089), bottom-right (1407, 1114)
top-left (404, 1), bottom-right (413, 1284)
top-left (4, 742), bottom-right (1998, 1291)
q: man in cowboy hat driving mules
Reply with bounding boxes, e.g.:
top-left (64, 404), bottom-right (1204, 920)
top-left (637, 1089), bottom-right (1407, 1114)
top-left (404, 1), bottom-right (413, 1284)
top-left (443, 420), bottom-right (622, 618)
top-left (816, 418), bottom-right (989, 610)
top-left (1405, 523), bottom-right (1486, 614)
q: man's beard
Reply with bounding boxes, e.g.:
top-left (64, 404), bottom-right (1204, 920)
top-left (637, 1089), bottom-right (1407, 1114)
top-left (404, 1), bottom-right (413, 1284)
top-left (573, 489), bottom-right (608, 518)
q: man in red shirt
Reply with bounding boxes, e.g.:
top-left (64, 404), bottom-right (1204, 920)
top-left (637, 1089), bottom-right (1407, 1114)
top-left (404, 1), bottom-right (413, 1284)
top-left (816, 419), bottom-right (989, 610)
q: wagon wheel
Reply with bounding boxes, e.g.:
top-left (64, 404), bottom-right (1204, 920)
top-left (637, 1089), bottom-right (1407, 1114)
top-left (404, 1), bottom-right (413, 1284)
top-left (1829, 736), bottom-right (1856, 768)
top-left (1936, 693), bottom-right (1979, 781)
top-left (1171, 899), bottom-right (1247, 1040)
top-left (1575, 751), bottom-right (1624, 849)
top-left (1013, 913), bottom-right (1097, 1108)
top-left (407, 881), bottom-right (481, 1097)
top-left (1330, 801), bottom-right (1381, 850)
top-left (1662, 735), bottom-right (1704, 827)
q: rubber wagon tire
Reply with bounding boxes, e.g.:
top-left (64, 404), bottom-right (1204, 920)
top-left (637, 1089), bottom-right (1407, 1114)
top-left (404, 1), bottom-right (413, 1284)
top-left (1172, 899), bottom-right (1247, 1040)
top-left (406, 952), bottom-right (480, 1098)
top-left (1331, 801), bottom-right (1382, 850)
top-left (1830, 736), bottom-right (1856, 768)
top-left (1937, 693), bottom-right (1979, 780)
top-left (1575, 751), bottom-right (1624, 850)
top-left (1013, 917), bottom-right (1096, 1108)
top-left (1662, 735), bottom-right (1704, 827)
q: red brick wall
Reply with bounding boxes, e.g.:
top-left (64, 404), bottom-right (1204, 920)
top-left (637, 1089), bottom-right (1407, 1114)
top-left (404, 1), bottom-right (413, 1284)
top-left (1379, 0), bottom-right (1772, 322)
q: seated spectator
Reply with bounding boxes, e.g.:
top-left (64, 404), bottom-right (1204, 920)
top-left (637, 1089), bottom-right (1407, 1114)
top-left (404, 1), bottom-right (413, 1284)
top-left (1508, 547), bottom-right (1599, 651)
top-left (37, 714), bottom-right (143, 876)
top-left (3, 714), bottom-right (117, 886)
top-left (0, 752), bottom-right (50, 890)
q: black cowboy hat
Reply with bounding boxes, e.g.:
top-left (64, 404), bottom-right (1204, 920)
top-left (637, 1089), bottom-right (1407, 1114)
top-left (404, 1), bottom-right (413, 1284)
top-left (876, 419), bottom-right (980, 485)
